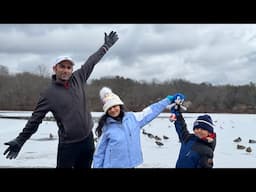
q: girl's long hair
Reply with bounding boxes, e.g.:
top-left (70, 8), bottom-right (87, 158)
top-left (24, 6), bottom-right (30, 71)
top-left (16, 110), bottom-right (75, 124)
top-left (95, 114), bottom-right (108, 138)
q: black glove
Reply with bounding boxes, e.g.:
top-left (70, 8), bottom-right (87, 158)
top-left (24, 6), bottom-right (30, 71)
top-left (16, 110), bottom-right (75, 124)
top-left (103, 31), bottom-right (119, 50)
top-left (3, 139), bottom-right (23, 159)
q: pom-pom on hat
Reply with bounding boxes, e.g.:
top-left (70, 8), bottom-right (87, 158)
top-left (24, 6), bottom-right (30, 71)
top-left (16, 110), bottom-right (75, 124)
top-left (193, 114), bottom-right (214, 133)
top-left (100, 87), bottom-right (124, 113)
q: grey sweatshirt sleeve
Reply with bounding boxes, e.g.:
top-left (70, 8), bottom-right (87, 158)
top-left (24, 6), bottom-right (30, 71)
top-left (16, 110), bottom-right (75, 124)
top-left (16, 95), bottom-right (50, 144)
top-left (75, 46), bottom-right (108, 82)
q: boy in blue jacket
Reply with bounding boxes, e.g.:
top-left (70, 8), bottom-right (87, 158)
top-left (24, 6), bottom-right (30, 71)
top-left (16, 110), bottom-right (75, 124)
top-left (169, 94), bottom-right (216, 168)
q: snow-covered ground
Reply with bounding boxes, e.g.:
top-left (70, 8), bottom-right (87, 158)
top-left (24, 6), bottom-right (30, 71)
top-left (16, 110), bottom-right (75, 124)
top-left (0, 111), bottom-right (256, 168)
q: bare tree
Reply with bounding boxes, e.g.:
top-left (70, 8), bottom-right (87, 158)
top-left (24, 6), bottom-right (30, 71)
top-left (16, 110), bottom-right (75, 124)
top-left (0, 65), bottom-right (9, 76)
top-left (37, 63), bottom-right (50, 78)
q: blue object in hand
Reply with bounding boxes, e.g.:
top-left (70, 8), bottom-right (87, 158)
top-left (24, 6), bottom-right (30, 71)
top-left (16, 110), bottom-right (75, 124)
top-left (172, 93), bottom-right (185, 104)
top-left (168, 93), bottom-right (185, 122)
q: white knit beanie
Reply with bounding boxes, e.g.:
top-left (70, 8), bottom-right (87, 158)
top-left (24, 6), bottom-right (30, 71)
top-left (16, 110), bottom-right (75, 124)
top-left (100, 87), bottom-right (124, 113)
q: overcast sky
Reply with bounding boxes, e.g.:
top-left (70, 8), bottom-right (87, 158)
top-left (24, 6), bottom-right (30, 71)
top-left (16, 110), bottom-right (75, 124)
top-left (1, 24), bottom-right (256, 85)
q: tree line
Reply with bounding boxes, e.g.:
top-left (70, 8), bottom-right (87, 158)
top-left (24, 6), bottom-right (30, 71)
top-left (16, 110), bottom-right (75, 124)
top-left (0, 65), bottom-right (256, 113)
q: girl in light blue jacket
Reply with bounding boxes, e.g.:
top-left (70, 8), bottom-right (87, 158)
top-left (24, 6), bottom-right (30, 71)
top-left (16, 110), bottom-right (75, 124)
top-left (92, 87), bottom-right (175, 168)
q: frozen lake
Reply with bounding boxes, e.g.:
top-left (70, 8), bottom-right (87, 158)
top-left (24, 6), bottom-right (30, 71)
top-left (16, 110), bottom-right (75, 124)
top-left (0, 111), bottom-right (256, 168)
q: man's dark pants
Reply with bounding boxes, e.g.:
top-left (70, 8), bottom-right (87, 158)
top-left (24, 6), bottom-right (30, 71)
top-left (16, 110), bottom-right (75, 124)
top-left (56, 132), bottom-right (95, 168)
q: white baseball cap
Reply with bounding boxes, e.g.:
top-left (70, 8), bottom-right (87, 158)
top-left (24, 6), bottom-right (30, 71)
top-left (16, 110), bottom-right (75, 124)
top-left (54, 56), bottom-right (75, 66)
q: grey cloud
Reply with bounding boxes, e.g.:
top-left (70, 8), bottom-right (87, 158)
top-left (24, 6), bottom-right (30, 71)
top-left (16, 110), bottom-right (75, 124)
top-left (1, 24), bottom-right (256, 85)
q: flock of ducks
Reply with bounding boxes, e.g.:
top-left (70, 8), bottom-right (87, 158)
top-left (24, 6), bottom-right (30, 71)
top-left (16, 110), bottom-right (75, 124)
top-left (233, 137), bottom-right (256, 153)
top-left (142, 129), bottom-right (169, 147)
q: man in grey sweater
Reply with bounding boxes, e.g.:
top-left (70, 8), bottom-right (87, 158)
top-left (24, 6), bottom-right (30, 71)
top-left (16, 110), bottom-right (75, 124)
top-left (3, 31), bottom-right (119, 168)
